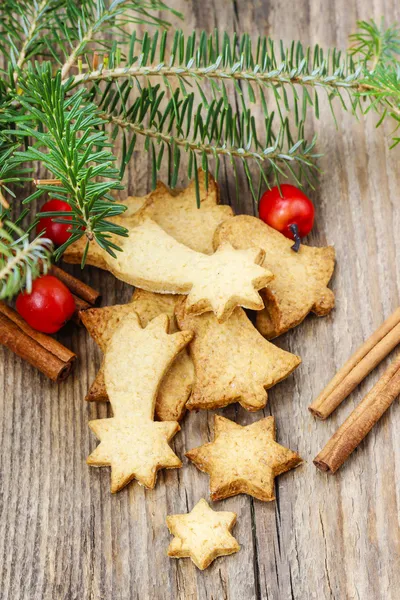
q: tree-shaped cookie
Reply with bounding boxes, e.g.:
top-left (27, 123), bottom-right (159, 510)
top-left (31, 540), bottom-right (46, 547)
top-left (87, 312), bottom-right (193, 492)
top-left (214, 215), bottom-right (335, 338)
top-left (175, 300), bottom-right (300, 411)
top-left (166, 499), bottom-right (240, 570)
top-left (186, 415), bottom-right (302, 501)
top-left (122, 170), bottom-right (233, 254)
top-left (64, 216), bottom-right (272, 322)
top-left (81, 293), bottom-right (194, 421)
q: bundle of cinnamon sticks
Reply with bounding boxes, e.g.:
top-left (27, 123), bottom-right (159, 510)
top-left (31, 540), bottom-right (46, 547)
top-left (0, 266), bottom-right (100, 382)
top-left (310, 308), bottom-right (400, 472)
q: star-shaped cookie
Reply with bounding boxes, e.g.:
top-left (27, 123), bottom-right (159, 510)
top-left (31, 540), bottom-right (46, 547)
top-left (166, 498), bottom-right (240, 570)
top-left (186, 415), bottom-right (302, 501)
top-left (214, 215), bottom-right (335, 338)
top-left (86, 312), bottom-right (193, 492)
top-left (88, 416), bottom-right (181, 492)
top-left (64, 216), bottom-right (272, 322)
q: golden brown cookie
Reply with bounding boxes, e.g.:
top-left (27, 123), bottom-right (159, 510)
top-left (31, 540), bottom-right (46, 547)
top-left (88, 417), bottom-right (182, 493)
top-left (130, 289), bottom-right (194, 421)
top-left (65, 216), bottom-right (272, 322)
top-left (175, 300), bottom-right (300, 411)
top-left (214, 215), bottom-right (335, 338)
top-left (186, 415), bottom-right (302, 501)
top-left (122, 170), bottom-right (233, 254)
top-left (81, 298), bottom-right (194, 421)
top-left (87, 313), bottom-right (193, 492)
top-left (81, 295), bottom-right (194, 421)
top-left (166, 498), bottom-right (240, 570)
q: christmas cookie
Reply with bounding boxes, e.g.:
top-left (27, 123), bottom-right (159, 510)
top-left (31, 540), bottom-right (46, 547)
top-left (81, 294), bottom-right (194, 421)
top-left (186, 415), bottom-right (303, 502)
top-left (87, 313), bottom-right (193, 492)
top-left (175, 300), bottom-right (300, 411)
top-left (64, 216), bottom-right (272, 322)
top-left (130, 289), bottom-right (194, 421)
top-left (122, 170), bottom-right (233, 254)
top-left (214, 215), bottom-right (335, 338)
top-left (166, 498), bottom-right (240, 570)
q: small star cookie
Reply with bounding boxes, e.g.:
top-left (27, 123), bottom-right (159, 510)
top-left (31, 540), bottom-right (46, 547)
top-left (166, 498), bottom-right (240, 570)
top-left (186, 415), bottom-right (303, 501)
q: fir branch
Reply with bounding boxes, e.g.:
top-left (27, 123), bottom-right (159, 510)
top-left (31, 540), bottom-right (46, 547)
top-left (349, 19), bottom-right (400, 71)
top-left (69, 28), bottom-right (365, 129)
top-left (76, 26), bottom-right (400, 148)
top-left (8, 63), bottom-right (128, 262)
top-left (0, 220), bottom-right (53, 300)
top-left (358, 65), bottom-right (400, 146)
top-left (0, 0), bottom-right (61, 67)
top-left (60, 0), bottom-right (181, 79)
top-left (69, 60), bottom-right (364, 91)
top-left (15, 0), bottom-right (53, 74)
top-left (0, 80), bottom-right (33, 204)
top-left (98, 84), bottom-right (319, 199)
top-left (0, 9), bottom-right (399, 300)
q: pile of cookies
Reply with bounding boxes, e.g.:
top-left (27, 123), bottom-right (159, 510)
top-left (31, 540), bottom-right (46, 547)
top-left (64, 170), bottom-right (335, 570)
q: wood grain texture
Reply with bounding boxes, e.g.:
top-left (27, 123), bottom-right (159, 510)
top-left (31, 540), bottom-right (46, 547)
top-left (1, 1), bottom-right (400, 598)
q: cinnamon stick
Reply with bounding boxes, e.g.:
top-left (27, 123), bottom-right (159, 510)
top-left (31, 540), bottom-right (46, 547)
top-left (0, 302), bottom-right (75, 364)
top-left (309, 308), bottom-right (400, 419)
top-left (50, 264), bottom-right (101, 305)
top-left (71, 294), bottom-right (91, 324)
top-left (314, 354), bottom-right (400, 473)
top-left (0, 312), bottom-right (75, 381)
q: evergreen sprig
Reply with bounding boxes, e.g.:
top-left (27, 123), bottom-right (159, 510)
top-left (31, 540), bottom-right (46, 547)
top-left (59, 1), bottom-right (181, 80)
top-left (1, 1), bottom-right (181, 70)
top-left (0, 219), bottom-right (53, 300)
top-left (71, 28), bottom-right (365, 129)
top-left (9, 64), bottom-right (128, 262)
top-left (349, 19), bottom-right (400, 70)
top-left (97, 83), bottom-right (320, 202)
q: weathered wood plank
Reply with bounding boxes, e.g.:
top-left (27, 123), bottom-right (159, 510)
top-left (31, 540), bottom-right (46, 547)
top-left (0, 1), bottom-right (399, 599)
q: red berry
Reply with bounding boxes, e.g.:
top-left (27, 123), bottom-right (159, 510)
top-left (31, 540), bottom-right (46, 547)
top-left (259, 185), bottom-right (315, 252)
top-left (36, 199), bottom-right (73, 247)
top-left (259, 185), bottom-right (314, 238)
top-left (16, 275), bottom-right (75, 334)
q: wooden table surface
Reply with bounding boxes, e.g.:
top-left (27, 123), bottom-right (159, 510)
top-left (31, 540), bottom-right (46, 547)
top-left (1, 1), bottom-right (400, 599)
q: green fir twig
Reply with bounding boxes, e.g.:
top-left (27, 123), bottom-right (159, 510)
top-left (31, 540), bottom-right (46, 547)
top-left (0, 220), bottom-right (53, 300)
